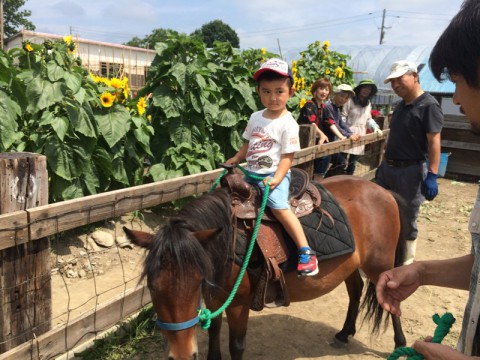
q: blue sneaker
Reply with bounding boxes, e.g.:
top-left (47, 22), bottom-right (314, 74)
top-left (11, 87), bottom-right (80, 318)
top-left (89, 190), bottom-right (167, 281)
top-left (297, 247), bottom-right (319, 277)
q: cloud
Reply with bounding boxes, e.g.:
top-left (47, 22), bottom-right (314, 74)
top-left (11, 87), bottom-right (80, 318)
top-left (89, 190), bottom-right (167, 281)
top-left (53, 1), bottom-right (86, 17)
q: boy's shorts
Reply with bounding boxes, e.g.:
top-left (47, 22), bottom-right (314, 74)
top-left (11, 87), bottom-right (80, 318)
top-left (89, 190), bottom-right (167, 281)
top-left (245, 171), bottom-right (290, 210)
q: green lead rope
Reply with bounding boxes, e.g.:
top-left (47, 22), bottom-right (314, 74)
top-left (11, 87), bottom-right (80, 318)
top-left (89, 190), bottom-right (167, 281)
top-left (200, 164), bottom-right (270, 329)
top-left (387, 312), bottom-right (456, 360)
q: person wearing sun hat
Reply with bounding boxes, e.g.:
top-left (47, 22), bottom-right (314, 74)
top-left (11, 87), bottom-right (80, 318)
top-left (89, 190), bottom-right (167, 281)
top-left (319, 83), bottom-right (359, 176)
top-left (337, 79), bottom-right (382, 175)
top-left (375, 59), bottom-right (443, 265)
top-left (322, 84), bottom-right (356, 144)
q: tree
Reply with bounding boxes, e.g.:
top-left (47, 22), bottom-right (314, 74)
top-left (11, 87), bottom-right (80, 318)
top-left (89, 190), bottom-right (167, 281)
top-left (191, 19), bottom-right (239, 48)
top-left (3, 0), bottom-right (35, 39)
top-left (124, 28), bottom-right (180, 49)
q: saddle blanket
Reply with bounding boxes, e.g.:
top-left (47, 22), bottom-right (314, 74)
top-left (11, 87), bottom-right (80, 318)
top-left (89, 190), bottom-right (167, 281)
top-left (235, 182), bottom-right (355, 271)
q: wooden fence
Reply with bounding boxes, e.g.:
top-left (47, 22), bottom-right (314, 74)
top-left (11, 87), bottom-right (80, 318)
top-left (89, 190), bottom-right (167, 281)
top-left (0, 127), bottom-right (388, 359)
top-left (441, 114), bottom-right (480, 180)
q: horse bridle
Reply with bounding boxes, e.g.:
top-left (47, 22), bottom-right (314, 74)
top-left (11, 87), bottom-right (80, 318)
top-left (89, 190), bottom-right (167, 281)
top-left (156, 314), bottom-right (200, 331)
top-left (154, 283), bottom-right (212, 331)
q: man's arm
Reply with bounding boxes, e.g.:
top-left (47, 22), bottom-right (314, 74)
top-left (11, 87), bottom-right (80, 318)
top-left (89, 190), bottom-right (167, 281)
top-left (427, 132), bottom-right (442, 174)
top-left (419, 254), bottom-right (473, 290)
top-left (376, 255), bottom-right (473, 316)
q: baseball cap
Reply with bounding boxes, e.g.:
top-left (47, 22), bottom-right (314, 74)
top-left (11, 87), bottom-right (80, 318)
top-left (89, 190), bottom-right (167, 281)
top-left (384, 60), bottom-right (418, 84)
top-left (253, 58), bottom-right (293, 82)
top-left (334, 84), bottom-right (355, 96)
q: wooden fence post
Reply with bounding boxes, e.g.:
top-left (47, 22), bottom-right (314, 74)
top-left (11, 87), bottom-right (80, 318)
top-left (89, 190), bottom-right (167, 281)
top-left (0, 153), bottom-right (51, 353)
top-left (297, 124), bottom-right (316, 178)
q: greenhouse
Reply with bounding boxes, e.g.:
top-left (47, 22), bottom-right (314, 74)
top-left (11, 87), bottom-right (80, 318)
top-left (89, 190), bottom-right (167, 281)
top-left (330, 44), bottom-right (457, 113)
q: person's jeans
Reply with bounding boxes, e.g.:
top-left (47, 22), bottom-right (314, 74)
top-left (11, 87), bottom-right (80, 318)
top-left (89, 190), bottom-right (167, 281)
top-left (338, 153), bottom-right (359, 175)
top-left (314, 155), bottom-right (331, 176)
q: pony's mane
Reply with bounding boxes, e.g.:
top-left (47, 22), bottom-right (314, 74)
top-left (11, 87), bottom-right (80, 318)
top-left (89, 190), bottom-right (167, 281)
top-left (143, 188), bottom-right (233, 287)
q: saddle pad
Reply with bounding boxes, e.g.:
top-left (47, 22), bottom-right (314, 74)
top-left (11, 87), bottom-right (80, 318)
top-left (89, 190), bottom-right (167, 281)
top-left (301, 183), bottom-right (355, 260)
top-left (234, 182), bottom-right (355, 271)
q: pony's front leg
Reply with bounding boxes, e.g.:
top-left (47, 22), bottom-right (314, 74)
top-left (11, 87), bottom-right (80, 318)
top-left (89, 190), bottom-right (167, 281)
top-left (225, 303), bottom-right (251, 360)
top-left (206, 315), bottom-right (223, 360)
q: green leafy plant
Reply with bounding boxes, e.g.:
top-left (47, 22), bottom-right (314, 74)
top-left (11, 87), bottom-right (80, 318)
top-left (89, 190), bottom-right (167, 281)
top-left (1, 36), bottom-right (153, 202)
top-left (142, 34), bottom-right (267, 181)
top-left (288, 40), bottom-right (354, 119)
top-left (1, 33), bottom-right (354, 201)
top-left (0, 49), bottom-right (23, 151)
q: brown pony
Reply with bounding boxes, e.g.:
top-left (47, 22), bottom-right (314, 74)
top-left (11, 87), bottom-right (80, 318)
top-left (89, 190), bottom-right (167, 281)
top-left (124, 175), bottom-right (407, 360)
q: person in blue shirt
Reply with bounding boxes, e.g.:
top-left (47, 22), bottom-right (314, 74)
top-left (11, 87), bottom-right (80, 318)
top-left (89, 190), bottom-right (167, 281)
top-left (323, 84), bottom-right (361, 176)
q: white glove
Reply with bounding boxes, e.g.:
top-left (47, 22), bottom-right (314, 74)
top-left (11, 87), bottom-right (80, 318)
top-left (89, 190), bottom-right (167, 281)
top-left (374, 127), bottom-right (383, 134)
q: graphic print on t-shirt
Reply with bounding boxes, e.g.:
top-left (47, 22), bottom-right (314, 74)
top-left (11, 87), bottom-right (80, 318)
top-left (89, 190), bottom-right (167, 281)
top-left (246, 126), bottom-right (275, 170)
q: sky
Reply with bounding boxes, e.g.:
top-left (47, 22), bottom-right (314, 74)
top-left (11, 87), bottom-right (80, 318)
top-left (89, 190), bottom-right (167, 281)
top-left (19, 0), bottom-right (465, 61)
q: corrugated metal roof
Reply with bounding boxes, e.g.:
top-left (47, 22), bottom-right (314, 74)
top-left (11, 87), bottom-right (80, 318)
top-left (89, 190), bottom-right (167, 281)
top-left (333, 44), bottom-right (455, 95)
top-left (418, 60), bottom-right (456, 95)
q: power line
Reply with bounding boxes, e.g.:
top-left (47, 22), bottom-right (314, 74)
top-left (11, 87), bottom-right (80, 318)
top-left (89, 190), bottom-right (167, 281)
top-left (241, 13), bottom-right (381, 38)
top-left (69, 26), bottom-right (146, 41)
top-left (389, 9), bottom-right (455, 18)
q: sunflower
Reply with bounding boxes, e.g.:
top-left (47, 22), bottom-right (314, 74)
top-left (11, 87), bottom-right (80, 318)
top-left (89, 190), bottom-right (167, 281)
top-left (23, 41), bottom-right (33, 52)
top-left (137, 97), bottom-right (147, 115)
top-left (334, 67), bottom-right (344, 78)
top-left (100, 91), bottom-right (115, 108)
top-left (110, 77), bottom-right (123, 89)
top-left (63, 34), bottom-right (72, 45)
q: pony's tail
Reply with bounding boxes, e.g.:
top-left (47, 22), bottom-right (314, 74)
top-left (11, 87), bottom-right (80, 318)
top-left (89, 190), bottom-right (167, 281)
top-left (360, 191), bottom-right (408, 334)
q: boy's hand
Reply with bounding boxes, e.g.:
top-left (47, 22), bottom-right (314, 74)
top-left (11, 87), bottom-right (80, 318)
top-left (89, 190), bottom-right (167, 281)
top-left (263, 176), bottom-right (280, 190)
top-left (225, 157), bottom-right (238, 166)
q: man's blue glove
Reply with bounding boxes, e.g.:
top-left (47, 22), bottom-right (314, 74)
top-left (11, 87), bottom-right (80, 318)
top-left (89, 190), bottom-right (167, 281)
top-left (422, 171), bottom-right (438, 201)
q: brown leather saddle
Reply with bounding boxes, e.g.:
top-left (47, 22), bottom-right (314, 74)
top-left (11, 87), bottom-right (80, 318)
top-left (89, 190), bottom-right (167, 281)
top-left (220, 166), bottom-right (322, 311)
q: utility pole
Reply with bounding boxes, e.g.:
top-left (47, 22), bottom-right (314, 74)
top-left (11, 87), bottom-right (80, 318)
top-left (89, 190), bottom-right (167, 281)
top-left (379, 9), bottom-right (390, 45)
top-left (277, 38), bottom-right (283, 59)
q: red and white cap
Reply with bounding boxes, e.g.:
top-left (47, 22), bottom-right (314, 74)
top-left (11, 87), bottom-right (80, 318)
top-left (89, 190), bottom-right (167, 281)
top-left (253, 58), bottom-right (293, 81)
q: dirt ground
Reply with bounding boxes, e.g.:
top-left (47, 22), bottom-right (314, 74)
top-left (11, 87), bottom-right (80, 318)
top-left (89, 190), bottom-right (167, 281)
top-left (52, 177), bottom-right (479, 359)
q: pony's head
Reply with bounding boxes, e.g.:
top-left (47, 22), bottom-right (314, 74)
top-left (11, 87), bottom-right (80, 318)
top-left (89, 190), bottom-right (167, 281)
top-left (123, 189), bottom-right (233, 359)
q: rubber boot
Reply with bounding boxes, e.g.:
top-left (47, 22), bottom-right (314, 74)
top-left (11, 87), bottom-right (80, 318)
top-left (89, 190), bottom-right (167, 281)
top-left (403, 239), bottom-right (417, 265)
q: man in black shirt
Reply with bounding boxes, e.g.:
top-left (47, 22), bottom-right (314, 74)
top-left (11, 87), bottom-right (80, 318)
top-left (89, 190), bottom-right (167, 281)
top-left (375, 60), bottom-right (443, 264)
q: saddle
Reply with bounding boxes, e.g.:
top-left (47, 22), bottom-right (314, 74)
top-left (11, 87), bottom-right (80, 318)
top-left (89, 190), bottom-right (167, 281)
top-left (220, 166), bottom-right (322, 311)
top-left (221, 167), bottom-right (322, 221)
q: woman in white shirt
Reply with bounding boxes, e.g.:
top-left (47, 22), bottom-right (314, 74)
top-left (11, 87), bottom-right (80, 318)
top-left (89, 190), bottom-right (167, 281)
top-left (339, 79), bottom-right (382, 175)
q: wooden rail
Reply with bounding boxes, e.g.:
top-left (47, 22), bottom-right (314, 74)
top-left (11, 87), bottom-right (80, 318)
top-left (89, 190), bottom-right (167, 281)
top-left (0, 131), bottom-right (387, 251)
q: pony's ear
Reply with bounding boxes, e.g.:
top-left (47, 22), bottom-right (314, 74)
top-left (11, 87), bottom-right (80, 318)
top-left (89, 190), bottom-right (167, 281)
top-left (123, 226), bottom-right (154, 249)
top-left (193, 228), bottom-right (222, 244)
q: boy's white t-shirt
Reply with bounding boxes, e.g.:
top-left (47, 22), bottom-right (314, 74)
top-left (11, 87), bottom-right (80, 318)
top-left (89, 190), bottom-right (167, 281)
top-left (242, 110), bottom-right (300, 175)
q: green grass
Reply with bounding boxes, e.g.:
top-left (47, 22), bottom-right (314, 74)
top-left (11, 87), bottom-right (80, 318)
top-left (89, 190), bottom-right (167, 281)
top-left (75, 305), bottom-right (164, 360)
